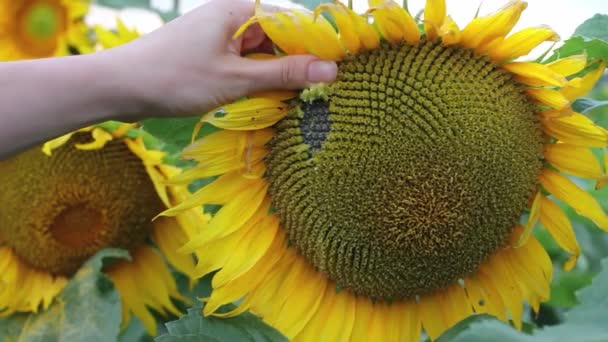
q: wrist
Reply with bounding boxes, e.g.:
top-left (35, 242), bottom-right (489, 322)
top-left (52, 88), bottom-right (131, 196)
top-left (86, 48), bottom-right (152, 122)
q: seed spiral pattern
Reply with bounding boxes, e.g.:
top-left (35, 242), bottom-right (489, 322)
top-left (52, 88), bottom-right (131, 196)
top-left (0, 133), bottom-right (164, 275)
top-left (266, 41), bottom-right (544, 300)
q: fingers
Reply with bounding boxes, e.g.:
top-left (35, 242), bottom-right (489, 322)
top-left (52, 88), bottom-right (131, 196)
top-left (241, 23), bottom-right (267, 51)
top-left (240, 55), bottom-right (338, 91)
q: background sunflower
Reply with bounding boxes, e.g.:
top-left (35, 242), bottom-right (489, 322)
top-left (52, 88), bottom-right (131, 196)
top-left (0, 0), bottom-right (92, 60)
top-left (0, 124), bottom-right (207, 335)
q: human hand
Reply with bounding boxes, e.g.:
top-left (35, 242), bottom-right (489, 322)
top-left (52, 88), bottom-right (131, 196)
top-left (105, 0), bottom-right (338, 119)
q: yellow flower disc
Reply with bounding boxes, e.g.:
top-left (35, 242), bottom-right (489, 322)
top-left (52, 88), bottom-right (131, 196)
top-left (266, 41), bottom-right (543, 300)
top-left (0, 133), bottom-right (164, 275)
top-left (14, 0), bottom-right (67, 57)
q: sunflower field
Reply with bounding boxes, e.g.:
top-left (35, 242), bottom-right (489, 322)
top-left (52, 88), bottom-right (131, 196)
top-left (1, 0), bottom-right (608, 341)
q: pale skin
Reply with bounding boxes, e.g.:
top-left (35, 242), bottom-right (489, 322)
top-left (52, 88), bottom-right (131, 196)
top-left (0, 0), bottom-right (338, 159)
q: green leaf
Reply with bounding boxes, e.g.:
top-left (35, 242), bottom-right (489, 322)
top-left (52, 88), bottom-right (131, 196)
top-left (572, 97), bottom-right (608, 114)
top-left (573, 14), bottom-right (608, 42)
top-left (440, 258), bottom-right (608, 342)
top-left (0, 249), bottom-right (128, 342)
top-left (140, 118), bottom-right (219, 154)
top-left (118, 317), bottom-right (154, 342)
top-left (437, 316), bottom-right (536, 342)
top-left (156, 308), bottom-right (287, 342)
top-left (545, 36), bottom-right (608, 63)
top-left (156, 296), bottom-right (287, 342)
top-left (544, 13), bottom-right (608, 64)
top-left (547, 271), bottom-right (593, 308)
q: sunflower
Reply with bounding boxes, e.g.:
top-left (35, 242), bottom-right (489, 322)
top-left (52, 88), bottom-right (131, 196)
top-left (163, 0), bottom-right (608, 340)
top-left (94, 18), bottom-right (140, 49)
top-left (0, 0), bottom-right (91, 60)
top-left (0, 124), bottom-right (207, 335)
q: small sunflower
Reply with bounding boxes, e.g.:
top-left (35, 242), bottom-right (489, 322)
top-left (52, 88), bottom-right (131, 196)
top-left (0, 124), bottom-right (207, 335)
top-left (94, 18), bottom-right (140, 49)
top-left (0, 0), bottom-right (91, 60)
top-left (164, 0), bottom-right (608, 340)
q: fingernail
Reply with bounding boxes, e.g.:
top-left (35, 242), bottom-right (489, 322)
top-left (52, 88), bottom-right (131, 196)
top-left (307, 60), bottom-right (338, 83)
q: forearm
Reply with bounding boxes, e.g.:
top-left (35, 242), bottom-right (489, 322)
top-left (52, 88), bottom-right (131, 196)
top-left (0, 52), bottom-right (141, 159)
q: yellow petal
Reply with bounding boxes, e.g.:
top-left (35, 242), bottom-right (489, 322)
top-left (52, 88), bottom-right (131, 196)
top-left (235, 1), bottom-right (344, 60)
top-left (545, 144), bottom-right (603, 179)
top-left (202, 98), bottom-right (289, 130)
top-left (419, 290), bottom-right (448, 340)
top-left (439, 16), bottom-right (461, 45)
top-left (293, 281), bottom-right (356, 342)
top-left (315, 2), bottom-right (374, 54)
top-left (107, 263), bottom-right (158, 335)
top-left (464, 275), bottom-right (506, 320)
top-left (248, 250), bottom-right (298, 318)
top-left (259, 255), bottom-right (311, 324)
top-left (190, 229), bottom-right (251, 278)
top-left (186, 183), bottom-right (269, 246)
top-left (234, 2), bottom-right (308, 56)
top-left (161, 172), bottom-right (257, 216)
top-left (541, 112), bottom-right (608, 147)
top-left (152, 218), bottom-right (197, 282)
top-left (424, 0), bottom-right (446, 41)
top-left (599, 153), bottom-right (608, 189)
top-left (132, 247), bottom-right (183, 317)
top-left (170, 147), bottom-right (267, 183)
top-left (539, 168), bottom-right (608, 231)
top-left (562, 60), bottom-right (606, 101)
top-left (507, 237), bottom-right (551, 301)
top-left (540, 108), bottom-right (575, 119)
top-left (41, 132), bottom-right (75, 156)
top-left (354, 13), bottom-right (381, 50)
top-left (183, 130), bottom-right (248, 158)
top-left (389, 300), bottom-right (420, 342)
top-left (74, 127), bottom-right (113, 150)
top-left (547, 54), bottom-right (587, 77)
top-left (539, 196), bottom-right (581, 271)
top-left (292, 11), bottom-right (345, 61)
top-left (349, 296), bottom-right (374, 342)
top-left (472, 36), bottom-right (504, 56)
top-left (489, 26), bottom-right (560, 61)
top-left (442, 283), bottom-right (473, 328)
top-left (503, 62), bottom-right (567, 87)
top-left (523, 234), bottom-right (554, 286)
top-left (509, 243), bottom-right (550, 315)
top-left (527, 87), bottom-right (570, 109)
top-left (366, 302), bottom-right (388, 341)
top-left (460, 0), bottom-right (527, 50)
top-left (212, 215), bottom-right (279, 288)
top-left (183, 129), bottom-right (273, 160)
top-left (204, 233), bottom-right (287, 316)
top-left (481, 255), bottom-right (523, 329)
top-left (270, 268), bottom-right (329, 339)
top-left (516, 192), bottom-right (541, 247)
top-left (368, 0), bottom-right (420, 45)
top-left (123, 138), bottom-right (165, 166)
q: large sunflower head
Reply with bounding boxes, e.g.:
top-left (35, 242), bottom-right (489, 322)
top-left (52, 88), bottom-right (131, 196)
top-left (0, 124), bottom-right (207, 335)
top-left (165, 0), bottom-right (607, 340)
top-left (0, 0), bottom-right (91, 60)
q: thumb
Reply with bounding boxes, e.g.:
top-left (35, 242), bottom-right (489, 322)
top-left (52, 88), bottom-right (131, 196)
top-left (243, 55), bottom-right (338, 91)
